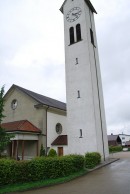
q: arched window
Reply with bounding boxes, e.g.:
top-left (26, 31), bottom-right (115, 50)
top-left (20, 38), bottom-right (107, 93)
top-left (76, 24), bottom-right (81, 42)
top-left (69, 27), bottom-right (74, 45)
top-left (77, 90), bottom-right (80, 98)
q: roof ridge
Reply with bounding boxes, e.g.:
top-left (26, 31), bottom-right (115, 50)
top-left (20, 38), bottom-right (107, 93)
top-left (14, 84), bottom-right (66, 104)
top-left (11, 84), bottom-right (66, 111)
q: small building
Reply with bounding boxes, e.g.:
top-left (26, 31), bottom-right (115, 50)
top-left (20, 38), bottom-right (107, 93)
top-left (119, 134), bottom-right (130, 146)
top-left (108, 134), bottom-right (121, 146)
top-left (125, 141), bottom-right (130, 147)
top-left (1, 120), bottom-right (42, 160)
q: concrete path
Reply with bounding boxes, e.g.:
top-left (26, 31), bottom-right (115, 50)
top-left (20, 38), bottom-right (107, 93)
top-left (15, 152), bottom-right (130, 194)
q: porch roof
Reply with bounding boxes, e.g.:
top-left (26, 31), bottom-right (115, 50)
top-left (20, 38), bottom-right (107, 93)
top-left (1, 120), bottom-right (41, 133)
top-left (51, 135), bottom-right (68, 146)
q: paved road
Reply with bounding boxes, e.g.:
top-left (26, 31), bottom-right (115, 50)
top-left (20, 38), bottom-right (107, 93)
top-left (16, 152), bottom-right (130, 194)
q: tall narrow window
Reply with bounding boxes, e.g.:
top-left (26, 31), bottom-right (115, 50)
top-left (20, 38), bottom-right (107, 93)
top-left (76, 58), bottom-right (78, 65)
top-left (77, 90), bottom-right (80, 98)
top-left (90, 28), bottom-right (94, 45)
top-left (69, 27), bottom-right (74, 45)
top-left (76, 24), bottom-right (81, 42)
top-left (79, 129), bottom-right (83, 138)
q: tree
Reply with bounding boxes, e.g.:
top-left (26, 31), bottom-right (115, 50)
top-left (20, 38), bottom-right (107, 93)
top-left (48, 148), bottom-right (57, 157)
top-left (0, 86), bottom-right (13, 156)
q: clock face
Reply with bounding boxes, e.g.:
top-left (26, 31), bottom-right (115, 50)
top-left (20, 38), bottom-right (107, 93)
top-left (66, 7), bottom-right (82, 23)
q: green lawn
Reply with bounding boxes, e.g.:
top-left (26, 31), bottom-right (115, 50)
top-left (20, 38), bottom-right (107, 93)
top-left (0, 169), bottom-right (88, 194)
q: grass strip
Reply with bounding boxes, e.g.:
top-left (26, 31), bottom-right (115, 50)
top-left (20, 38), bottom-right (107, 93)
top-left (0, 169), bottom-right (88, 194)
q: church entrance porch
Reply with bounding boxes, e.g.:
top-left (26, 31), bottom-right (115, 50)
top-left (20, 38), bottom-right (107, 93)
top-left (51, 135), bottom-right (68, 156)
top-left (1, 120), bottom-right (41, 160)
top-left (9, 140), bottom-right (39, 160)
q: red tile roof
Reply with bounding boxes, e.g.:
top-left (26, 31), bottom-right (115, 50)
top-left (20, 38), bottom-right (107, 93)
top-left (1, 120), bottom-right (41, 133)
top-left (51, 135), bottom-right (68, 146)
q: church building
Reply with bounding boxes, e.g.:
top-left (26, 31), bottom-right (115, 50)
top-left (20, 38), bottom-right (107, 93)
top-left (2, 0), bottom-right (109, 160)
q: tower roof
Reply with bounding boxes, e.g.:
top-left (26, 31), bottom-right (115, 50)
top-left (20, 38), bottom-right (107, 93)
top-left (60, 0), bottom-right (97, 14)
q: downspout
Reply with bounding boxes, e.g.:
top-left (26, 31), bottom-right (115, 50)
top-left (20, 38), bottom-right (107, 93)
top-left (46, 106), bottom-right (49, 156)
top-left (89, 10), bottom-right (105, 161)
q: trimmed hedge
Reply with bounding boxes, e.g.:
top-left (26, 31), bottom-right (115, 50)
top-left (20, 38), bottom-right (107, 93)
top-left (85, 152), bottom-right (101, 169)
top-left (0, 155), bottom-right (84, 186)
top-left (109, 146), bottom-right (122, 153)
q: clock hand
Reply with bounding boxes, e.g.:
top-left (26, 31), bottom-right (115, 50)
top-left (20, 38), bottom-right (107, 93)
top-left (72, 12), bottom-right (81, 16)
top-left (72, 13), bottom-right (78, 15)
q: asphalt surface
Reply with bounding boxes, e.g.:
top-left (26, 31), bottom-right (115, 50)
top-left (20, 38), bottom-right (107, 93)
top-left (15, 152), bottom-right (130, 194)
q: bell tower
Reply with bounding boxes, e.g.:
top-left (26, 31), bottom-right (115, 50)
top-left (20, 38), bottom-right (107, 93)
top-left (60, 0), bottom-right (109, 160)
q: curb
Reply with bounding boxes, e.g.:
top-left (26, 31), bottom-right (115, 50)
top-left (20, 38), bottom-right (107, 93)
top-left (87, 158), bottom-right (120, 173)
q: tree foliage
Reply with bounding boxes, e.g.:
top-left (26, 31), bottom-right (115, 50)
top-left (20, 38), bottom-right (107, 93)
top-left (0, 86), bottom-right (14, 156)
top-left (48, 148), bottom-right (57, 157)
top-left (0, 86), bottom-right (5, 124)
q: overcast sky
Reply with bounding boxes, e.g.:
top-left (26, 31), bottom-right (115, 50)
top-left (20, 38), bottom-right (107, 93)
top-left (0, 0), bottom-right (130, 135)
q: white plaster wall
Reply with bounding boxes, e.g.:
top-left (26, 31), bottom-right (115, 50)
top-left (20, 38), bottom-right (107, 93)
top-left (47, 109), bottom-right (67, 148)
top-left (11, 133), bottom-right (39, 141)
top-left (84, 3), bottom-right (109, 159)
top-left (62, 0), bottom-right (109, 158)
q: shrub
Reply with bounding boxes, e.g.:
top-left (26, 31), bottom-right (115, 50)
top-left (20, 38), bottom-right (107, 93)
top-left (85, 152), bottom-right (101, 169)
top-left (0, 159), bottom-right (29, 185)
top-left (48, 149), bottom-right (57, 157)
top-left (109, 146), bottom-right (122, 153)
top-left (0, 155), bottom-right (84, 186)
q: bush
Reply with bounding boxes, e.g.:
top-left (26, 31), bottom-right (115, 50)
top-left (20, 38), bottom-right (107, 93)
top-left (85, 152), bottom-right (101, 169)
top-left (109, 146), bottom-right (122, 153)
top-left (0, 155), bottom-right (85, 186)
top-left (0, 159), bottom-right (29, 185)
top-left (48, 149), bottom-right (57, 157)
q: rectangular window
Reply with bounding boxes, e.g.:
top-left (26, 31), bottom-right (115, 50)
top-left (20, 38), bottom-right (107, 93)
top-left (76, 58), bottom-right (78, 65)
top-left (79, 129), bottom-right (83, 138)
top-left (77, 90), bottom-right (80, 98)
top-left (90, 28), bottom-right (94, 45)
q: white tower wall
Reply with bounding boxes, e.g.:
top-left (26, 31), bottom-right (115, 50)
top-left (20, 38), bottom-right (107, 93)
top-left (61, 0), bottom-right (109, 159)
